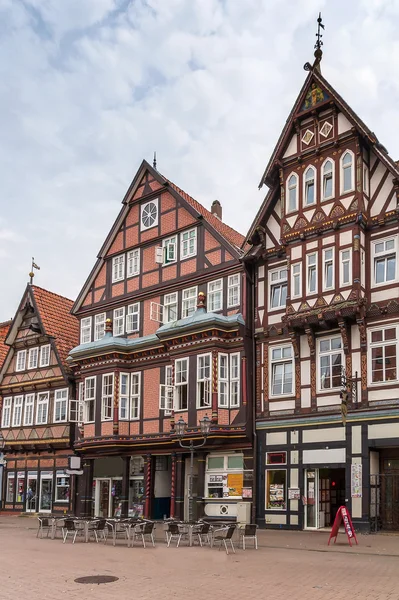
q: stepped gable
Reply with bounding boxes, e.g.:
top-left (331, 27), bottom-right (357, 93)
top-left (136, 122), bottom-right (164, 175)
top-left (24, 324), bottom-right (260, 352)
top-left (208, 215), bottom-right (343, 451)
top-left (31, 286), bottom-right (79, 365)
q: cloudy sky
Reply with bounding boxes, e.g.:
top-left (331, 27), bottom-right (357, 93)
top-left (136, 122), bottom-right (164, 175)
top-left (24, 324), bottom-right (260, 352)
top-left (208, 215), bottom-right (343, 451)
top-left (1, 0), bottom-right (399, 317)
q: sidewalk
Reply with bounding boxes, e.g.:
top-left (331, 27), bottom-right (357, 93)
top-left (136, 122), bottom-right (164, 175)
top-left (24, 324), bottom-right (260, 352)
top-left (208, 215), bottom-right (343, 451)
top-left (2, 515), bottom-right (398, 557)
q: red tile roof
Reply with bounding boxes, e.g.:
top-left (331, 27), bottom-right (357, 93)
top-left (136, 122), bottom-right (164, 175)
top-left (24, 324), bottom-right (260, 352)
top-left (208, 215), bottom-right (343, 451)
top-left (166, 179), bottom-right (246, 251)
top-left (31, 286), bottom-right (79, 366)
top-left (0, 320), bottom-right (12, 369)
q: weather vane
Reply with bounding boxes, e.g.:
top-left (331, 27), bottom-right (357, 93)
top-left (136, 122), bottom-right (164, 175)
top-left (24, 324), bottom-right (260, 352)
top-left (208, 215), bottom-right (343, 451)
top-left (315, 12), bottom-right (325, 50)
top-left (29, 257), bottom-right (40, 285)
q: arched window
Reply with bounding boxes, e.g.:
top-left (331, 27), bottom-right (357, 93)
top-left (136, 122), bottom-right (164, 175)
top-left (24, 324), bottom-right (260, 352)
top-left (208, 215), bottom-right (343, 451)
top-left (304, 167), bottom-right (316, 206)
top-left (287, 174), bottom-right (298, 213)
top-left (322, 159), bottom-right (334, 200)
top-left (341, 151), bottom-right (354, 193)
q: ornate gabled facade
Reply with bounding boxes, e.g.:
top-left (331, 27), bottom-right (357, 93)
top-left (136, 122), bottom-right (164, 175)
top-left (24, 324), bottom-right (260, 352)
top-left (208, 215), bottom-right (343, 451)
top-left (69, 160), bottom-right (254, 521)
top-left (245, 51), bottom-right (399, 531)
top-left (0, 285), bottom-right (79, 514)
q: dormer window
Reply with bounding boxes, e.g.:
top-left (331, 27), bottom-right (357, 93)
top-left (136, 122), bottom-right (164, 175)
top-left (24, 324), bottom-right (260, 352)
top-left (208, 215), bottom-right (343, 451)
top-left (341, 151), bottom-right (354, 193)
top-left (304, 167), bottom-right (316, 206)
top-left (287, 174), bottom-right (298, 213)
top-left (322, 160), bottom-right (334, 200)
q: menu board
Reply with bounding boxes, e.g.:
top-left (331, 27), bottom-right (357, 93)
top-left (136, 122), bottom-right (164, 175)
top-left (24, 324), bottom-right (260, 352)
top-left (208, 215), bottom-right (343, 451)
top-left (227, 473), bottom-right (243, 497)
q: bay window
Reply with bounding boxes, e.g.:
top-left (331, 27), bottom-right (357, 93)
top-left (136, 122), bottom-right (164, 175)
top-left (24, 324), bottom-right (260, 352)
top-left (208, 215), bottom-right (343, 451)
top-left (318, 336), bottom-right (342, 391)
top-left (175, 358), bottom-right (188, 410)
top-left (84, 376), bottom-right (96, 423)
top-left (218, 353), bottom-right (240, 408)
top-left (130, 372), bottom-right (141, 420)
top-left (101, 373), bottom-right (114, 421)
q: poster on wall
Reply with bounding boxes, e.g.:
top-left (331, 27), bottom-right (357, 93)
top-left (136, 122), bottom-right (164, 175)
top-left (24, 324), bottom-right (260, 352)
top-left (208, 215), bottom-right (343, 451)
top-left (351, 463), bottom-right (362, 498)
top-left (242, 487), bottom-right (252, 499)
top-left (227, 473), bottom-right (243, 496)
top-left (288, 488), bottom-right (300, 500)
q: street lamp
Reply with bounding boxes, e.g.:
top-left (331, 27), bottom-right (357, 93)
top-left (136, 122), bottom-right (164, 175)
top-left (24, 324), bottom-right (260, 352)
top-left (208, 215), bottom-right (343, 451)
top-left (174, 414), bottom-right (211, 522)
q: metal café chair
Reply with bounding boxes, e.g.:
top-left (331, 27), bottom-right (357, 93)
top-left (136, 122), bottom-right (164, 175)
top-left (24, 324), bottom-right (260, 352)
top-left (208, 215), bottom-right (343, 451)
top-left (212, 524), bottom-right (236, 555)
top-left (130, 521), bottom-right (156, 548)
top-left (37, 517), bottom-right (51, 539)
top-left (62, 519), bottom-right (85, 544)
top-left (239, 524), bottom-right (258, 550)
top-left (107, 518), bottom-right (130, 546)
top-left (88, 519), bottom-right (108, 543)
top-left (192, 522), bottom-right (212, 547)
top-left (166, 522), bottom-right (189, 547)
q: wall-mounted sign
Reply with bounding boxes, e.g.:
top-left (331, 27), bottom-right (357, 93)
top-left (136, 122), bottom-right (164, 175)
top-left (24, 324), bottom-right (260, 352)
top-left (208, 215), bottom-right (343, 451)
top-left (288, 488), bottom-right (300, 500)
top-left (351, 463), bottom-right (362, 498)
top-left (242, 487), bottom-right (252, 499)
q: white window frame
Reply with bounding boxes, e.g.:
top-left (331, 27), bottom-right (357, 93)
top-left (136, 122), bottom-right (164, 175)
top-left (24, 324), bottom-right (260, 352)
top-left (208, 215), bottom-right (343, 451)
top-left (24, 393), bottom-right (35, 426)
top-left (164, 292), bottom-right (178, 323)
top-left (180, 228), bottom-right (197, 259)
top-left (175, 357), bottom-right (188, 411)
top-left (119, 373), bottom-right (130, 420)
top-left (141, 198), bottom-right (159, 231)
top-left (16, 349), bottom-right (26, 372)
top-left (36, 392), bottom-right (49, 425)
top-left (291, 262), bottom-right (302, 299)
top-left (270, 345), bottom-right (294, 398)
top-left (162, 236), bottom-right (177, 265)
top-left (230, 353), bottom-right (240, 408)
top-left (321, 158), bottom-right (334, 201)
top-left (126, 303), bottom-right (140, 333)
top-left (197, 353), bottom-right (212, 408)
top-left (160, 365), bottom-right (174, 412)
top-left (84, 376), bottom-right (96, 423)
top-left (307, 253), bottom-right (318, 295)
top-left (127, 248), bottom-right (140, 277)
top-left (101, 373), bottom-right (114, 421)
top-left (80, 317), bottom-right (92, 344)
top-left (182, 286), bottom-right (198, 318)
top-left (322, 247), bottom-right (335, 291)
top-left (207, 279), bottom-right (223, 312)
top-left (94, 313), bottom-right (106, 341)
top-left (112, 254), bottom-right (125, 283)
top-left (55, 472), bottom-right (70, 502)
top-left (12, 395), bottom-right (23, 427)
top-left (269, 267), bottom-right (287, 311)
top-left (340, 150), bottom-right (355, 194)
top-left (227, 274), bottom-right (240, 308)
top-left (369, 326), bottom-right (399, 386)
top-left (372, 236), bottom-right (398, 287)
top-left (113, 307), bottom-right (125, 336)
top-left (286, 172), bottom-right (298, 213)
top-left (54, 388), bottom-right (69, 423)
top-left (130, 372), bottom-right (141, 420)
top-left (340, 248), bottom-right (352, 287)
top-left (28, 347), bottom-right (39, 370)
top-left (39, 344), bottom-right (51, 367)
top-left (1, 397), bottom-right (12, 428)
top-left (303, 165), bottom-right (316, 206)
top-left (317, 336), bottom-right (343, 392)
top-left (218, 353), bottom-right (229, 408)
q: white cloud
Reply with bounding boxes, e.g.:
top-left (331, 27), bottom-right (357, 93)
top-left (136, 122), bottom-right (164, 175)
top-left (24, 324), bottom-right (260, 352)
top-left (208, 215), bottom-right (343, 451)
top-left (0, 0), bottom-right (398, 316)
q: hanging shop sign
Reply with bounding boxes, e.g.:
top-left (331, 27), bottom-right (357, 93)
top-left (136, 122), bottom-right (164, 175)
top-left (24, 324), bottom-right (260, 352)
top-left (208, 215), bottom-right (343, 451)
top-left (328, 506), bottom-right (358, 547)
top-left (351, 463), bottom-right (362, 498)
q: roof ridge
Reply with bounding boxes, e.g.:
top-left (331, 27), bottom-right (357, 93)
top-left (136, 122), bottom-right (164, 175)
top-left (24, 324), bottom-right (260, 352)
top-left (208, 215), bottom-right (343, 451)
top-left (0, 320), bottom-right (12, 327)
top-left (31, 284), bottom-right (74, 305)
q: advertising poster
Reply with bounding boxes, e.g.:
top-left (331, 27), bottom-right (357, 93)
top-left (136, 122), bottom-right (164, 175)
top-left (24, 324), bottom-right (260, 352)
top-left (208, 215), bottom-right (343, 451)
top-left (227, 473), bottom-right (243, 496)
top-left (351, 463), bottom-right (362, 498)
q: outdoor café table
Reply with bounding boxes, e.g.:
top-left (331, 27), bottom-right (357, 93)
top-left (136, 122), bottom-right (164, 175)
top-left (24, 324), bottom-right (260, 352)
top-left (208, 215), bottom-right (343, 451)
top-left (49, 516), bottom-right (65, 540)
top-left (177, 521), bottom-right (201, 547)
top-left (106, 518), bottom-right (133, 546)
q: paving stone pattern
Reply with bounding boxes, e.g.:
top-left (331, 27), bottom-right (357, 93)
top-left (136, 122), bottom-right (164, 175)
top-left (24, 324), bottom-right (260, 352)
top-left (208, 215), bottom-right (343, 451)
top-left (1, 518), bottom-right (399, 600)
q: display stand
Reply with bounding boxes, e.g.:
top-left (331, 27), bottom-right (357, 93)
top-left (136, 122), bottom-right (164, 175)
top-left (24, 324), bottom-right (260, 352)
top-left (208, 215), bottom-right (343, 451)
top-left (328, 505), bottom-right (358, 547)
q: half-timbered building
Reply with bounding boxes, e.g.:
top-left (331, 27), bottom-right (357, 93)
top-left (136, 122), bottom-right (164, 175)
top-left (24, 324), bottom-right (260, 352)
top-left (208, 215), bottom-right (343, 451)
top-left (69, 160), bottom-right (254, 522)
top-left (0, 285), bottom-right (79, 514)
top-left (245, 50), bottom-right (399, 532)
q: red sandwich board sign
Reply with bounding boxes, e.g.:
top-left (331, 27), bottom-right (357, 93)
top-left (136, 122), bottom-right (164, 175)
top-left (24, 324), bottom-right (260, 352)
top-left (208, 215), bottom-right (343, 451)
top-left (328, 506), bottom-right (358, 547)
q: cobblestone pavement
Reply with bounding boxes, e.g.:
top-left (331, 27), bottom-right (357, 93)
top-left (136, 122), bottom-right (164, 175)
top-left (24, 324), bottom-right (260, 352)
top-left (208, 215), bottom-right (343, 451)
top-left (1, 518), bottom-right (399, 600)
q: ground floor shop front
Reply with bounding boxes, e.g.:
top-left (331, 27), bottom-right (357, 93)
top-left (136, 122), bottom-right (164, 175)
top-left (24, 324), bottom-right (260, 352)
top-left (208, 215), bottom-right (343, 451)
top-left (76, 448), bottom-right (253, 522)
top-left (256, 408), bottom-right (399, 532)
top-left (0, 449), bottom-right (73, 514)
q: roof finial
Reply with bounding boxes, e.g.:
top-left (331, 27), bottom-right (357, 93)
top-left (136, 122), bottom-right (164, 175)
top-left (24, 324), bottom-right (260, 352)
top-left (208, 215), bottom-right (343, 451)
top-left (304, 13), bottom-right (324, 73)
top-left (153, 151), bottom-right (157, 170)
top-left (29, 257), bottom-right (40, 285)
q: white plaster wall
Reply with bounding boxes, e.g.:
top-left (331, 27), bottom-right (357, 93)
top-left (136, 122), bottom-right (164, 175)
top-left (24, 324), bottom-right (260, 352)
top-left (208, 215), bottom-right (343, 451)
top-left (266, 431), bottom-right (287, 446)
top-left (302, 427), bottom-right (345, 443)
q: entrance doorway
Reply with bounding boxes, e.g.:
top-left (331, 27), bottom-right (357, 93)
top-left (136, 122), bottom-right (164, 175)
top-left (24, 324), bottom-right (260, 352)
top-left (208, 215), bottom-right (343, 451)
top-left (39, 472), bottom-right (53, 513)
top-left (304, 468), bottom-right (345, 529)
top-left (26, 472), bottom-right (37, 513)
top-left (94, 478), bottom-right (123, 518)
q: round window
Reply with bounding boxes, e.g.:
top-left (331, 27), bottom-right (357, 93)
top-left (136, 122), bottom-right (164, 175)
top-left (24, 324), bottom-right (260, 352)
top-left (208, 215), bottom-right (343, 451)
top-left (141, 201), bottom-right (158, 229)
